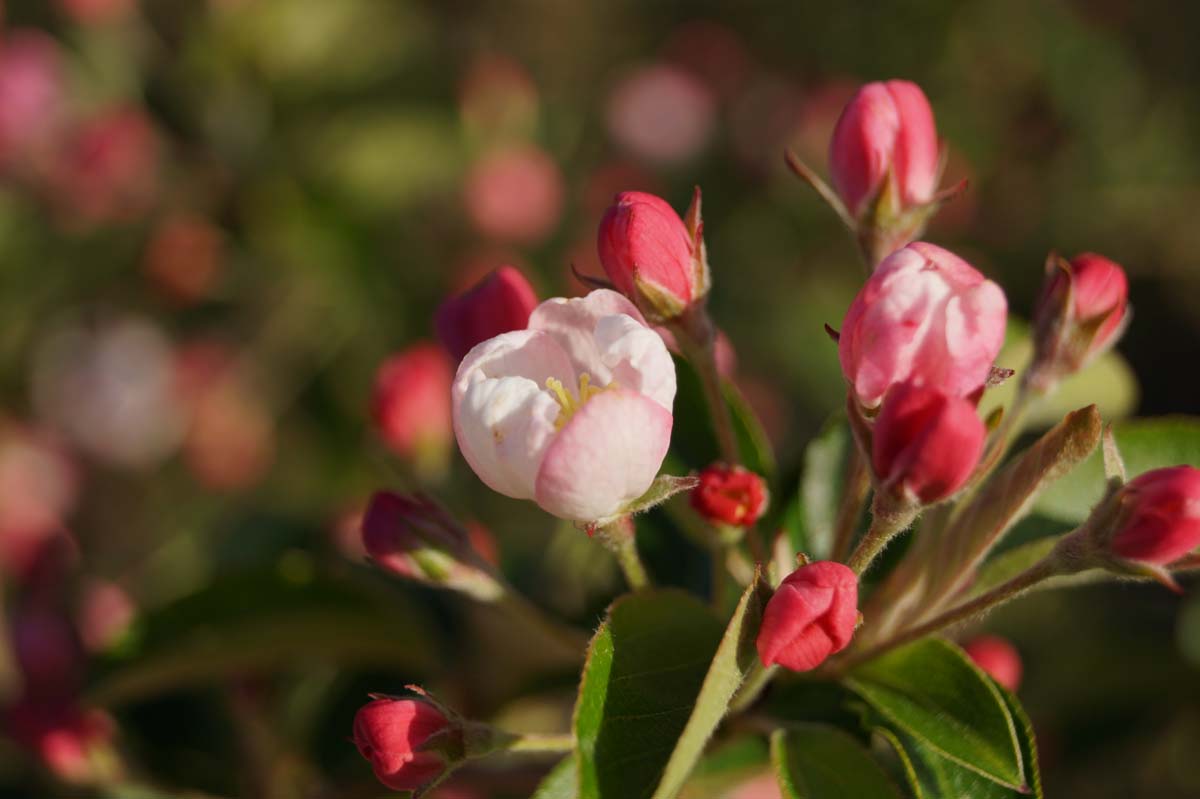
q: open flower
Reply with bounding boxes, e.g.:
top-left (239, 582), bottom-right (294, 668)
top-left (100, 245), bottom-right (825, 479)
top-left (453, 289), bottom-right (675, 523)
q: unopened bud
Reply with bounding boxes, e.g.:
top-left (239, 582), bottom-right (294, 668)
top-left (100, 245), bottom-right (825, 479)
top-left (435, 266), bottom-right (539, 362)
top-left (963, 635), bottom-right (1022, 692)
top-left (353, 697), bottom-right (455, 792)
top-left (757, 561), bottom-right (858, 672)
top-left (690, 464), bottom-right (768, 527)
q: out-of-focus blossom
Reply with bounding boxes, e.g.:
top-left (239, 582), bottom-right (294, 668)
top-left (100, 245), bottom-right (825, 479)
top-left (436, 266), bottom-right (539, 362)
top-left (606, 64), bottom-right (715, 165)
top-left (372, 343), bottom-right (453, 471)
top-left (33, 316), bottom-right (186, 469)
top-left (453, 290), bottom-right (675, 522)
top-left (963, 635), bottom-right (1023, 692)
top-left (77, 579), bottom-right (135, 653)
top-left (690, 464), bottom-right (768, 527)
top-left (142, 214), bottom-right (225, 305)
top-left (872, 381), bottom-right (985, 505)
top-left (0, 31), bottom-right (66, 171)
top-left (1109, 466), bottom-right (1200, 565)
top-left (353, 697), bottom-right (453, 792)
top-left (829, 80), bottom-right (939, 220)
top-left (464, 145), bottom-right (564, 243)
top-left (728, 772), bottom-right (783, 799)
top-left (6, 700), bottom-right (116, 784)
top-left (458, 54), bottom-right (538, 142)
top-left (51, 107), bottom-right (160, 228)
top-left (0, 423), bottom-right (77, 543)
top-left (55, 0), bottom-right (134, 25)
top-left (838, 242), bottom-right (1007, 408)
top-left (757, 561), bottom-right (858, 672)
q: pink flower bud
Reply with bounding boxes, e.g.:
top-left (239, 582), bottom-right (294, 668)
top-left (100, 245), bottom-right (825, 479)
top-left (435, 266), bottom-right (539, 362)
top-left (372, 343), bottom-right (453, 465)
top-left (597, 191), bottom-right (703, 321)
top-left (51, 106), bottom-right (159, 228)
top-left (1110, 466), bottom-right (1200, 565)
top-left (1031, 252), bottom-right (1129, 388)
top-left (690, 464), bottom-right (768, 527)
top-left (464, 145), bottom-right (564, 243)
top-left (963, 635), bottom-right (1022, 692)
top-left (0, 31), bottom-right (66, 169)
top-left (77, 579), bottom-right (135, 653)
top-left (829, 80), bottom-right (939, 219)
top-left (353, 697), bottom-right (452, 792)
top-left (361, 491), bottom-right (473, 578)
top-left (757, 561), bottom-right (858, 672)
top-left (6, 701), bottom-right (115, 784)
top-left (872, 381), bottom-right (985, 504)
top-left (839, 242), bottom-right (1007, 408)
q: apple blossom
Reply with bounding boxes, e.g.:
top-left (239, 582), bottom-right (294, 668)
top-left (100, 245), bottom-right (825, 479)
top-left (353, 697), bottom-right (453, 792)
top-left (757, 561), bottom-right (858, 672)
top-left (372, 343), bottom-right (453, 466)
top-left (690, 464), bottom-right (768, 527)
top-left (838, 242), bottom-right (1007, 408)
top-left (452, 289), bottom-right (675, 523)
top-left (1110, 466), bottom-right (1200, 565)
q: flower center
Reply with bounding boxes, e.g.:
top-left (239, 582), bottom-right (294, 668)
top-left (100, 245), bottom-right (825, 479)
top-left (544, 373), bottom-right (613, 429)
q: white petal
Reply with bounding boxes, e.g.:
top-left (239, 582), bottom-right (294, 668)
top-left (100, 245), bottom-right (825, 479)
top-left (527, 289), bottom-right (646, 380)
top-left (593, 314), bottom-right (676, 411)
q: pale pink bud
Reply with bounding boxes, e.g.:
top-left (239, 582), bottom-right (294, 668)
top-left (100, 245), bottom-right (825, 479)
top-left (52, 106), bottom-right (159, 227)
top-left (872, 381), bottom-right (985, 504)
top-left (464, 145), bottom-right (564, 243)
top-left (1110, 466), bottom-right (1200, 565)
top-left (963, 635), bottom-right (1023, 692)
top-left (436, 266), bottom-right (539, 362)
top-left (77, 579), bottom-right (135, 653)
top-left (838, 242), bottom-right (1007, 408)
top-left (0, 31), bottom-right (66, 168)
top-left (829, 80), bottom-right (939, 219)
top-left (353, 697), bottom-right (452, 792)
top-left (453, 289), bottom-right (675, 522)
top-left (1031, 252), bottom-right (1129, 387)
top-left (598, 191), bottom-right (701, 321)
top-left (757, 561), bottom-right (858, 672)
top-left (0, 423), bottom-right (77, 543)
top-left (690, 464), bottom-right (768, 527)
top-left (372, 343), bottom-right (453, 463)
top-left (606, 64), bottom-right (715, 165)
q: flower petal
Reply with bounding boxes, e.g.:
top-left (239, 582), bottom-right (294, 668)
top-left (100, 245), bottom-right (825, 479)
top-left (533, 389), bottom-right (672, 521)
top-left (527, 289), bottom-right (647, 380)
top-left (593, 313), bottom-right (676, 411)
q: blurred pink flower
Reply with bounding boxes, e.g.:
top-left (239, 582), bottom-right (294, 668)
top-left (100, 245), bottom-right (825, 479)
top-left (0, 31), bottom-right (66, 171)
top-left (464, 145), bottom-right (564, 243)
top-left (728, 772), bottom-right (783, 799)
top-left (372, 343), bottom-right (454, 466)
top-left (607, 64), bottom-right (715, 164)
top-left (5, 700), bottom-right (115, 784)
top-left (839, 242), bottom-right (1007, 408)
top-left (55, 0), bottom-right (135, 25)
top-left (0, 423), bottom-right (77, 543)
top-left (453, 289), bottom-right (675, 522)
top-left (77, 579), bottom-right (135, 653)
top-left (963, 635), bottom-right (1023, 692)
top-left (143, 214), bottom-right (225, 305)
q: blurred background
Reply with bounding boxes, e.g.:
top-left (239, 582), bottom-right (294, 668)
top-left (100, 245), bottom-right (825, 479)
top-left (0, 0), bottom-right (1198, 796)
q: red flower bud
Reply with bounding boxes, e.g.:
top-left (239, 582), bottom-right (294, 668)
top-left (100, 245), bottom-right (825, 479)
top-left (435, 266), bottom-right (539, 362)
top-left (872, 381), bottom-right (985, 504)
top-left (6, 700), bottom-right (115, 784)
top-left (597, 191), bottom-right (704, 321)
top-left (829, 80), bottom-right (939, 220)
top-left (372, 343), bottom-right (453, 465)
top-left (1110, 466), bottom-right (1200, 565)
top-left (690, 464), bottom-right (768, 527)
top-left (757, 561), bottom-right (858, 672)
top-left (353, 697), bottom-right (452, 792)
top-left (963, 635), bottom-right (1022, 692)
top-left (1031, 253), bottom-right (1129, 388)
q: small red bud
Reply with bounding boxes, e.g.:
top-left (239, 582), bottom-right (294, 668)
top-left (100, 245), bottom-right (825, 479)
top-left (353, 697), bottom-right (452, 792)
top-left (963, 635), bottom-right (1023, 692)
top-left (371, 344), bottom-right (453, 463)
top-left (435, 266), bottom-right (539, 362)
top-left (757, 561), bottom-right (858, 672)
top-left (872, 381), bottom-right (985, 504)
top-left (1031, 252), bottom-right (1129, 387)
top-left (1110, 466), bottom-right (1200, 565)
top-left (690, 465), bottom-right (768, 527)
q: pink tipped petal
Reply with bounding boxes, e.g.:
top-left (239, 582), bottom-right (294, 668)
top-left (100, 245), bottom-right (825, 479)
top-left (534, 390), bottom-right (672, 522)
top-left (757, 583), bottom-right (834, 667)
top-left (829, 83), bottom-right (900, 217)
top-left (528, 290), bottom-right (647, 380)
top-left (593, 314), bottom-right (677, 411)
top-left (885, 80), bottom-right (939, 206)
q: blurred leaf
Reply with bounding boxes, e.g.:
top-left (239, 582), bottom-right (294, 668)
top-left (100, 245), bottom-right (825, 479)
top-left (971, 537), bottom-right (1060, 597)
top-left (770, 725), bottom-right (903, 798)
top-left (652, 572), bottom-right (773, 799)
top-left (89, 567), bottom-right (437, 706)
top-left (669, 355), bottom-right (775, 476)
top-left (979, 318), bottom-right (1138, 428)
top-left (845, 638), bottom-right (1025, 790)
top-left (680, 737), bottom-right (770, 798)
top-left (573, 590), bottom-right (724, 799)
top-left (919, 406), bottom-right (1101, 604)
top-left (783, 414), bottom-right (851, 561)
top-left (1035, 416), bottom-right (1200, 523)
top-left (726, 379), bottom-right (777, 477)
top-left (532, 757), bottom-right (579, 799)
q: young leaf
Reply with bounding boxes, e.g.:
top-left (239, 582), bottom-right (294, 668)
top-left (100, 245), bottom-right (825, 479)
top-left (725, 378), bottom-right (777, 477)
top-left (796, 414), bottom-right (853, 561)
top-left (573, 590), bottom-right (724, 799)
top-left (1036, 416), bottom-right (1200, 524)
top-left (667, 355), bottom-right (775, 476)
top-left (652, 571), bottom-right (773, 799)
top-left (770, 725), bottom-right (904, 798)
top-left (533, 757), bottom-right (579, 799)
top-left (845, 638), bottom-right (1026, 790)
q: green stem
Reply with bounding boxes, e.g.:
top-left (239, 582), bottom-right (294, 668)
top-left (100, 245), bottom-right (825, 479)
top-left (504, 733), bottom-right (575, 755)
top-left (729, 660), bottom-right (778, 715)
top-left (596, 517), bottom-right (650, 590)
top-left (674, 310), bottom-right (740, 465)
top-left (833, 558), bottom-right (1061, 675)
top-left (844, 496), bottom-right (919, 576)
top-left (830, 449), bottom-right (871, 562)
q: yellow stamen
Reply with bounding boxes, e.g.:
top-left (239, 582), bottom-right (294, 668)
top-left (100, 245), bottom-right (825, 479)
top-left (545, 372), bottom-right (616, 429)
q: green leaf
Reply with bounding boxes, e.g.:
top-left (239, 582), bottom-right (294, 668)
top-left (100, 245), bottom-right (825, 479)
top-left (979, 317), bottom-right (1138, 428)
top-left (667, 354), bottom-right (775, 476)
top-left (770, 725), bottom-right (903, 798)
top-left (573, 590), bottom-right (725, 799)
top-left (845, 638), bottom-right (1025, 790)
top-left (1036, 416), bottom-right (1200, 523)
top-left (89, 568), bottom-right (437, 706)
top-left (785, 414), bottom-right (852, 561)
top-left (652, 572), bottom-right (773, 799)
top-left (680, 737), bottom-right (770, 798)
top-left (533, 757), bottom-right (579, 799)
top-left (918, 405), bottom-right (1102, 605)
top-left (726, 378), bottom-right (777, 477)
